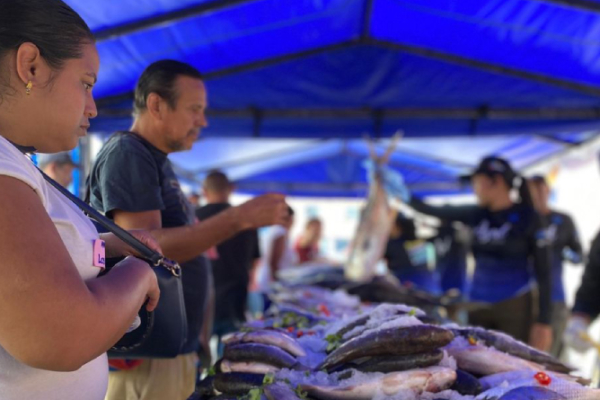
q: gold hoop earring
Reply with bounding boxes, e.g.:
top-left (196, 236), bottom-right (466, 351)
top-left (25, 81), bottom-right (32, 95)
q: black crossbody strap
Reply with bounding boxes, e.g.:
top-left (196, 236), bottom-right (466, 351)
top-left (39, 167), bottom-right (163, 266)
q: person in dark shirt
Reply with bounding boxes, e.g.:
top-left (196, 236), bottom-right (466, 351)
top-left (528, 175), bottom-right (583, 357)
top-left (432, 220), bottom-right (469, 296)
top-left (564, 230), bottom-right (600, 354)
top-left (393, 156), bottom-right (552, 351)
top-left (384, 214), bottom-right (440, 294)
top-left (88, 60), bottom-right (288, 400)
top-left (195, 171), bottom-right (261, 356)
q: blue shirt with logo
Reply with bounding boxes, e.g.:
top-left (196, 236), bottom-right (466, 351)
top-left (409, 198), bottom-right (552, 324)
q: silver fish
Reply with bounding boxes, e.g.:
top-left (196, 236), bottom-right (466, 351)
top-left (224, 343), bottom-right (301, 369)
top-left (345, 135), bottom-right (400, 282)
top-left (445, 343), bottom-right (543, 376)
top-left (300, 366), bottom-right (456, 400)
top-left (222, 330), bottom-right (307, 357)
top-left (453, 327), bottom-right (573, 373)
top-left (220, 359), bottom-right (280, 375)
top-left (320, 324), bottom-right (454, 370)
top-left (213, 372), bottom-right (265, 396)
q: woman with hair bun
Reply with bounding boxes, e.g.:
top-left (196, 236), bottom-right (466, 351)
top-left (396, 156), bottom-right (552, 351)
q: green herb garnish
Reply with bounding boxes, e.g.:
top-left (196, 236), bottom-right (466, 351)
top-left (294, 385), bottom-right (309, 399)
top-left (325, 333), bottom-right (342, 352)
top-left (263, 373), bottom-right (275, 385)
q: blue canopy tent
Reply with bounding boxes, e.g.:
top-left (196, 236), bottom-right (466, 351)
top-left (63, 0), bottom-right (600, 196)
top-left (167, 133), bottom-right (598, 197)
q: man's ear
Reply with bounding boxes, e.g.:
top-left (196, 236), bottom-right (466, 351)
top-left (146, 93), bottom-right (164, 121)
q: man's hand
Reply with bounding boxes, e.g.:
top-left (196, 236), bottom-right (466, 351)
top-left (529, 323), bottom-right (553, 352)
top-left (235, 194), bottom-right (288, 230)
top-left (102, 230), bottom-right (163, 258)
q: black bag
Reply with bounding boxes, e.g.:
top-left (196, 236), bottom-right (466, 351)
top-left (41, 172), bottom-right (188, 359)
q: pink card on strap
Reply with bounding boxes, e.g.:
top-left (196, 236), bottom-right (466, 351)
top-left (93, 239), bottom-right (106, 268)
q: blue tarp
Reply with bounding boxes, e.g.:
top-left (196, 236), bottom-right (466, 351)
top-left (168, 134), bottom-right (594, 197)
top-left (62, 0), bottom-right (600, 195)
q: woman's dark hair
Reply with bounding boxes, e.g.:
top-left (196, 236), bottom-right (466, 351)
top-left (133, 60), bottom-right (203, 116)
top-left (0, 0), bottom-right (94, 96)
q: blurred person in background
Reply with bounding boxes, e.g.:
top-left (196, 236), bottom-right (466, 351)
top-left (389, 156), bottom-right (552, 351)
top-left (252, 206), bottom-right (296, 312)
top-left (88, 60), bottom-right (288, 400)
top-left (563, 155), bottom-right (600, 361)
top-left (195, 171), bottom-right (261, 356)
top-left (564, 230), bottom-right (600, 358)
top-left (187, 191), bottom-right (201, 208)
top-left (528, 175), bottom-right (583, 357)
top-left (38, 152), bottom-right (78, 188)
top-left (384, 214), bottom-right (440, 294)
top-left (431, 220), bottom-right (469, 297)
top-left (295, 217), bottom-right (323, 263)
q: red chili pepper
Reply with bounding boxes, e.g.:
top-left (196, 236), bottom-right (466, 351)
top-left (318, 304), bottom-right (331, 317)
top-left (534, 372), bottom-right (551, 386)
top-left (296, 330), bottom-right (304, 338)
top-left (306, 330), bottom-right (316, 336)
top-left (287, 326), bottom-right (294, 333)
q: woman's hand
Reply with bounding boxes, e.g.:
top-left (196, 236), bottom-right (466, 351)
top-left (112, 256), bottom-right (160, 312)
top-left (101, 230), bottom-right (162, 258)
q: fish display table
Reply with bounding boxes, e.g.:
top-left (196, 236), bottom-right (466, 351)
top-left (188, 282), bottom-right (598, 400)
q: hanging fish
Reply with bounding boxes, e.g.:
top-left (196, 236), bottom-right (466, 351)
top-left (345, 134), bottom-right (401, 282)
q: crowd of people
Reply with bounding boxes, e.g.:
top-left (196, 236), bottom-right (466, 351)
top-left (1, 1), bottom-right (600, 399)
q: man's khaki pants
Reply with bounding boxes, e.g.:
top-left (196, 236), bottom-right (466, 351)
top-left (105, 353), bottom-right (198, 400)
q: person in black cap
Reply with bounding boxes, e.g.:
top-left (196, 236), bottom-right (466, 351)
top-left (528, 175), bottom-right (583, 357)
top-left (38, 152), bottom-right (78, 188)
top-left (396, 156), bottom-right (552, 351)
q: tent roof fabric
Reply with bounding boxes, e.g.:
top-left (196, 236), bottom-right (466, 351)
top-left (61, 0), bottom-right (600, 196)
top-left (169, 133), bottom-right (594, 197)
top-left (63, 0), bottom-right (600, 139)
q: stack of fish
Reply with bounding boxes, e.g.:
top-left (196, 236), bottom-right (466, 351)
top-left (189, 286), bottom-right (599, 400)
